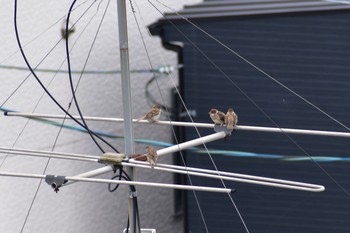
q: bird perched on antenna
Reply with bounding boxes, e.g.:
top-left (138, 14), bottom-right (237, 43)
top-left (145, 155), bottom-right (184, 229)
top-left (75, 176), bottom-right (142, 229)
top-left (129, 153), bottom-right (147, 161)
top-left (138, 105), bottom-right (161, 122)
top-left (209, 108), bottom-right (225, 125)
top-left (146, 146), bottom-right (158, 168)
top-left (61, 19), bottom-right (75, 40)
top-left (225, 107), bottom-right (238, 130)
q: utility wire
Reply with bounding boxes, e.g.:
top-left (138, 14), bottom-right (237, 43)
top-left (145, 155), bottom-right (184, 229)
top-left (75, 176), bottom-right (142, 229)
top-left (1, 0), bottom-right (97, 108)
top-left (0, 0), bottom-right (92, 66)
top-left (150, 0), bottom-right (350, 199)
top-left (155, 0), bottom-right (350, 132)
top-left (147, 1), bottom-right (251, 232)
top-left (129, 1), bottom-right (211, 232)
top-left (13, 0), bottom-right (119, 153)
top-left (12, 1), bottom-right (110, 232)
top-left (65, 0), bottom-right (109, 153)
top-left (0, 39), bottom-right (62, 108)
top-left (48, 0), bottom-right (108, 156)
top-left (1, 2), bottom-right (87, 170)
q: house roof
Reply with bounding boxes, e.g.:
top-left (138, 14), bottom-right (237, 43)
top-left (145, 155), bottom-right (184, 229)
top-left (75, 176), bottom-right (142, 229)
top-left (158, 0), bottom-right (350, 20)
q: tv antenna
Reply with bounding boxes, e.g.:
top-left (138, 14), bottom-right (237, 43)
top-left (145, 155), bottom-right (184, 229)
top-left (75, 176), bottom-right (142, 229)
top-left (3, 1), bottom-right (338, 233)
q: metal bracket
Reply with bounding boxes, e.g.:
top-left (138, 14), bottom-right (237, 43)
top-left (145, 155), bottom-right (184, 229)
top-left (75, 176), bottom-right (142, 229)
top-left (45, 175), bottom-right (67, 193)
top-left (129, 191), bottom-right (138, 198)
top-left (98, 152), bottom-right (125, 166)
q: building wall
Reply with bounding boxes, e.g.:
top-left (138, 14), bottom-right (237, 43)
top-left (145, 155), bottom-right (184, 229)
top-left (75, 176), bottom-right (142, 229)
top-left (159, 10), bottom-right (350, 233)
top-left (0, 0), bottom-right (201, 232)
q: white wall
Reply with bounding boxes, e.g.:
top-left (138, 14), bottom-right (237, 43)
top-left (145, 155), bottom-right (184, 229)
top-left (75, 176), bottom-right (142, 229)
top-left (0, 1), bottom-right (200, 232)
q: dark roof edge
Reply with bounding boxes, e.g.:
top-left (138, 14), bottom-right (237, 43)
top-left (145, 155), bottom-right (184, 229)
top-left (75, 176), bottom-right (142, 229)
top-left (148, 2), bottom-right (350, 32)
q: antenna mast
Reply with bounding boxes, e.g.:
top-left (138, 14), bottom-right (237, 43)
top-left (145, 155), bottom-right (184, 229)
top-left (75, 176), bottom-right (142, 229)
top-left (117, 0), bottom-right (138, 232)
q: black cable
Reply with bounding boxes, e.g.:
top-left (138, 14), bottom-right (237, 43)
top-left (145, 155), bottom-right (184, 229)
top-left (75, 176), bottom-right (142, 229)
top-left (109, 167), bottom-right (140, 233)
top-left (65, 0), bottom-right (106, 153)
top-left (134, 195), bottom-right (141, 231)
top-left (132, 196), bottom-right (137, 232)
top-left (108, 167), bottom-right (135, 192)
top-left (108, 167), bottom-right (125, 192)
top-left (13, 0), bottom-right (119, 153)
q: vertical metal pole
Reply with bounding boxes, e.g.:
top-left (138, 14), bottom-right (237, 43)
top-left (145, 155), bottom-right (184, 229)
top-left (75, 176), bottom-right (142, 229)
top-left (117, 1), bottom-right (137, 232)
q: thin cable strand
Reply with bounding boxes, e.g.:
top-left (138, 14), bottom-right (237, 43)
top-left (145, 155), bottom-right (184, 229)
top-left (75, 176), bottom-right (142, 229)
top-left (65, 0), bottom-right (110, 153)
top-left (1, 0), bottom-right (98, 108)
top-left (13, 0), bottom-right (119, 153)
top-left (149, 0), bottom-right (350, 199)
top-left (155, 0), bottom-right (350, 132)
top-left (1, 39), bottom-right (61, 108)
top-left (129, 2), bottom-right (214, 232)
top-left (146, 1), bottom-right (251, 232)
top-left (12, 1), bottom-right (108, 232)
top-left (0, 0), bottom-right (92, 66)
top-left (0, 3), bottom-right (102, 169)
top-left (48, 0), bottom-right (108, 156)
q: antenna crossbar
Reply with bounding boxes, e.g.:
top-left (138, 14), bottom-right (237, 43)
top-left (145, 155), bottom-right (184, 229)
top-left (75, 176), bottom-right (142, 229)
top-left (0, 171), bottom-right (232, 193)
top-left (0, 142), bottom-right (325, 192)
top-left (5, 112), bottom-right (350, 137)
top-left (126, 160), bottom-right (324, 192)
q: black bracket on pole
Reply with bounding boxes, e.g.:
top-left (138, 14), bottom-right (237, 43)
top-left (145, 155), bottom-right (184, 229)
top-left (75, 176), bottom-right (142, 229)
top-left (45, 175), bottom-right (67, 193)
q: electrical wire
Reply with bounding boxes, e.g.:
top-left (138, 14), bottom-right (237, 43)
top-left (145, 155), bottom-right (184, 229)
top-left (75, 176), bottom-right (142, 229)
top-left (1, 0), bottom-right (97, 108)
top-left (5, 0), bottom-right (105, 169)
top-left (108, 171), bottom-right (124, 192)
top-left (129, 2), bottom-right (211, 232)
top-left (141, 1), bottom-right (250, 232)
top-left (12, 1), bottom-right (113, 232)
top-left (1, 1), bottom-right (99, 169)
top-left (109, 166), bottom-right (140, 233)
top-left (149, 0), bottom-right (350, 199)
top-left (1, 38), bottom-right (62, 108)
top-left (0, 0), bottom-right (93, 66)
top-left (155, 0), bottom-right (350, 132)
top-left (44, 0), bottom-right (108, 156)
top-left (65, 0), bottom-right (110, 153)
top-left (13, 0), bottom-right (119, 154)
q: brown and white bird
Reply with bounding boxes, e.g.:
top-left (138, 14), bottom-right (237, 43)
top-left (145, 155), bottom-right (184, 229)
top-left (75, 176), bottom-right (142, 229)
top-left (209, 108), bottom-right (226, 125)
top-left (139, 105), bottom-right (161, 122)
top-left (129, 153), bottom-right (147, 161)
top-left (146, 146), bottom-right (158, 168)
top-left (225, 107), bottom-right (238, 130)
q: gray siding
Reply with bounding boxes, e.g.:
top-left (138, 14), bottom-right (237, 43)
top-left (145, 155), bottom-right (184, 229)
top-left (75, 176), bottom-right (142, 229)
top-left (156, 10), bottom-right (350, 233)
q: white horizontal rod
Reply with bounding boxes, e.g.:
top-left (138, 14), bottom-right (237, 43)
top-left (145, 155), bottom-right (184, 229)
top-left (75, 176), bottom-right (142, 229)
top-left (0, 145), bottom-right (325, 192)
top-left (0, 146), bottom-right (99, 159)
top-left (0, 147), bottom-right (99, 163)
top-left (67, 177), bottom-right (231, 193)
top-left (0, 171), bottom-right (232, 193)
top-left (5, 112), bottom-right (213, 128)
top-left (0, 149), bottom-right (97, 163)
top-left (146, 161), bottom-right (320, 189)
top-left (63, 155), bottom-right (324, 192)
top-left (5, 112), bottom-right (350, 137)
top-left (126, 161), bottom-right (324, 192)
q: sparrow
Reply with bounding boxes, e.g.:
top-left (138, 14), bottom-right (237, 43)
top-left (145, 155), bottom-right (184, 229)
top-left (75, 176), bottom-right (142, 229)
top-left (129, 153), bottom-right (147, 161)
top-left (209, 108), bottom-right (225, 125)
top-left (139, 105), bottom-right (161, 122)
top-left (61, 19), bottom-right (75, 40)
top-left (225, 107), bottom-right (238, 130)
top-left (146, 146), bottom-right (158, 168)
